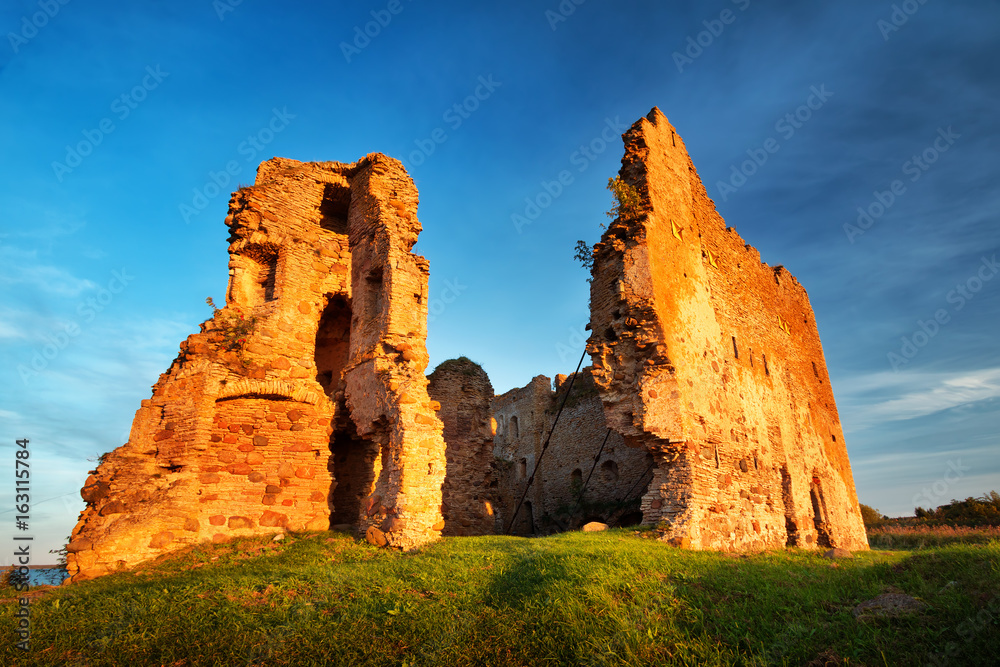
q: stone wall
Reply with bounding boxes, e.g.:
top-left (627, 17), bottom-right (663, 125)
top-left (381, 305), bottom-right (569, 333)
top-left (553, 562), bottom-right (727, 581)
top-left (491, 373), bottom-right (653, 535)
top-left (426, 357), bottom-right (496, 536)
top-left (587, 108), bottom-right (868, 551)
top-left (66, 154), bottom-right (447, 581)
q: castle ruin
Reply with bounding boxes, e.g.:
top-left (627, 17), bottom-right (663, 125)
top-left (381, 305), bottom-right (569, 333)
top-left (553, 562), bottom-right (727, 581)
top-left (67, 109), bottom-right (867, 581)
top-left (586, 108), bottom-right (868, 550)
top-left (67, 155), bottom-right (449, 581)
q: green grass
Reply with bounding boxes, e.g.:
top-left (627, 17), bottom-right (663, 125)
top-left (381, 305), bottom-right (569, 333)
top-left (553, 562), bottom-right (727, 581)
top-left (2, 531), bottom-right (998, 666)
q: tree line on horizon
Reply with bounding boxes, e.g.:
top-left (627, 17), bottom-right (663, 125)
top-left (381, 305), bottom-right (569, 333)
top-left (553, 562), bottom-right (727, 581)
top-left (860, 490), bottom-right (1000, 528)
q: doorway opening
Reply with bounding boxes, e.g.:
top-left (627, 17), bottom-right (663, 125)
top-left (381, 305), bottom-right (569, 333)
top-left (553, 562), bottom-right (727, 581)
top-left (328, 424), bottom-right (381, 527)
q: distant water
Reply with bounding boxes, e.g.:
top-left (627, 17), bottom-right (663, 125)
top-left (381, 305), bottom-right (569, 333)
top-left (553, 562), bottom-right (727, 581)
top-left (11, 567), bottom-right (69, 587)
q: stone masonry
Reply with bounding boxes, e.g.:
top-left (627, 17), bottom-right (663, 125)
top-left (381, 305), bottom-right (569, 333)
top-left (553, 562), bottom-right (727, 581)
top-left (68, 108), bottom-right (869, 579)
top-left (492, 373), bottom-right (653, 536)
top-left (426, 357), bottom-right (497, 536)
top-left (587, 108), bottom-right (869, 551)
top-left (66, 154), bottom-right (447, 581)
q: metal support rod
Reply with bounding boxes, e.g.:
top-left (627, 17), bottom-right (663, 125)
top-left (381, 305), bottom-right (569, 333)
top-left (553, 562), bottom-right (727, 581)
top-left (504, 347), bottom-right (588, 535)
top-left (567, 427), bottom-right (613, 524)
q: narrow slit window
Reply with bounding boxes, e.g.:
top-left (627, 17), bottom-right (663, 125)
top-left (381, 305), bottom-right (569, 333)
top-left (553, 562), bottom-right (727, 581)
top-left (732, 336), bottom-right (739, 359)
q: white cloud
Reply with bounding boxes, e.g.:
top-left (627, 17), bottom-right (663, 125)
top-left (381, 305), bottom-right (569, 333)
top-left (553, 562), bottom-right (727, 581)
top-left (840, 367), bottom-right (1000, 430)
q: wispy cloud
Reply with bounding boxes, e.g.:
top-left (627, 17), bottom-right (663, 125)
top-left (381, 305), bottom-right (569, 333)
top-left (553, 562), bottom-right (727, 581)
top-left (0, 246), bottom-right (97, 297)
top-left (840, 367), bottom-right (1000, 430)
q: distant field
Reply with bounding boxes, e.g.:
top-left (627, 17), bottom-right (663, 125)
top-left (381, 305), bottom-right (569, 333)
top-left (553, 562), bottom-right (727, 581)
top-left (867, 524), bottom-right (1000, 550)
top-left (2, 530), bottom-right (998, 666)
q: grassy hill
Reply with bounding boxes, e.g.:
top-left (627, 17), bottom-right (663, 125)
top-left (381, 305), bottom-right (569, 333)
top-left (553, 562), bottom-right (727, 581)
top-left (2, 530), bottom-right (998, 666)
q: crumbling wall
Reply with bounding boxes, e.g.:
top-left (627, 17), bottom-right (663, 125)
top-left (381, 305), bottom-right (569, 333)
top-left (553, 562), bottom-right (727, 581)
top-left (67, 154), bottom-right (447, 581)
top-left (491, 373), bottom-right (652, 535)
top-left (588, 108), bottom-right (868, 551)
top-left (426, 357), bottom-right (496, 536)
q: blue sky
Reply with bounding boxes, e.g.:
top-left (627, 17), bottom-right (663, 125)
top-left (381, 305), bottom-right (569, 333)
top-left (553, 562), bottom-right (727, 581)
top-left (1, 0), bottom-right (997, 559)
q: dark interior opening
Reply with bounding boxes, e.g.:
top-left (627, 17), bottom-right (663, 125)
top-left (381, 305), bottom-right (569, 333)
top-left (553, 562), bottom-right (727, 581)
top-left (524, 501), bottom-right (535, 535)
top-left (781, 465), bottom-right (798, 546)
top-left (617, 511), bottom-right (644, 527)
top-left (319, 182), bottom-right (351, 234)
top-left (315, 296), bottom-right (351, 395)
top-left (259, 258), bottom-right (277, 301)
top-left (810, 481), bottom-right (833, 548)
top-left (328, 426), bottom-right (380, 527)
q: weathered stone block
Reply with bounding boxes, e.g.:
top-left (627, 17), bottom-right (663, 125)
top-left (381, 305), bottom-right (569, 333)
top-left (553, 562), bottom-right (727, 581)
top-left (149, 531), bottom-right (174, 549)
top-left (366, 526), bottom-right (388, 547)
top-left (227, 463), bottom-right (253, 476)
top-left (260, 510), bottom-right (288, 527)
top-left (228, 516), bottom-right (253, 530)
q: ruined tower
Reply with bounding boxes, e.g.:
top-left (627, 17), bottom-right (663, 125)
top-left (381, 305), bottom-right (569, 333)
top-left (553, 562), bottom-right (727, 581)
top-left (66, 155), bottom-right (447, 580)
top-left (588, 108), bottom-right (868, 551)
top-left (426, 357), bottom-right (497, 536)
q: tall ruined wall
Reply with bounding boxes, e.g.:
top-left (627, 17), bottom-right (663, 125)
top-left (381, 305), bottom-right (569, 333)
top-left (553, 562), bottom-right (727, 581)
top-left (67, 154), bottom-right (447, 581)
top-left (491, 373), bottom-right (652, 535)
top-left (426, 357), bottom-right (496, 536)
top-left (588, 108), bottom-right (868, 551)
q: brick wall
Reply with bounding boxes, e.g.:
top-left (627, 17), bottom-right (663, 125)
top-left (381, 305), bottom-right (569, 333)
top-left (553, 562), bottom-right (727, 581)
top-left (427, 358), bottom-right (496, 536)
top-left (491, 373), bottom-right (652, 535)
top-left (67, 154), bottom-right (447, 581)
top-left (588, 108), bottom-right (868, 551)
